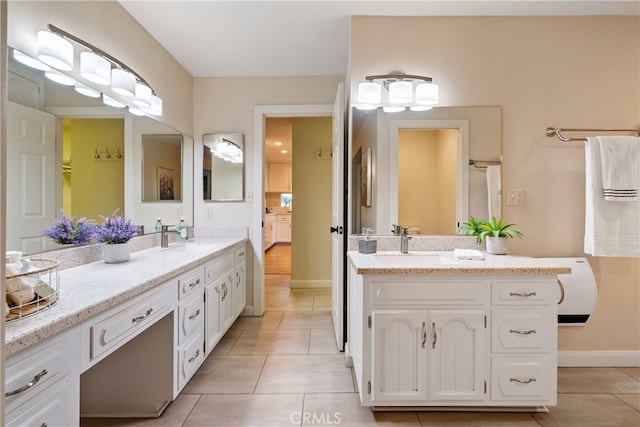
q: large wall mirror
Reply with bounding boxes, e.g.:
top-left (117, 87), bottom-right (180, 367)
top-left (351, 106), bottom-right (501, 236)
top-left (6, 48), bottom-right (194, 254)
top-left (203, 133), bottom-right (245, 202)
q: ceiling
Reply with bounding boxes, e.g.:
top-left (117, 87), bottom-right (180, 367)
top-left (118, 1), bottom-right (638, 78)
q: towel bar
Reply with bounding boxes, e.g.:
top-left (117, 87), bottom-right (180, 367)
top-left (546, 127), bottom-right (640, 142)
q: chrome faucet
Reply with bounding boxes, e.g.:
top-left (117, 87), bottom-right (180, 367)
top-left (400, 226), bottom-right (411, 254)
top-left (160, 224), bottom-right (178, 248)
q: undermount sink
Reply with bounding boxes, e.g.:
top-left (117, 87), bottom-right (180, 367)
top-left (373, 252), bottom-right (459, 266)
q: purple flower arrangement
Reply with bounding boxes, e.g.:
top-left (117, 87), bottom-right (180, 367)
top-left (41, 210), bottom-right (97, 245)
top-left (95, 209), bottom-right (141, 244)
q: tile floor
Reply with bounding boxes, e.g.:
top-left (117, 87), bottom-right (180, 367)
top-left (82, 244), bottom-right (640, 426)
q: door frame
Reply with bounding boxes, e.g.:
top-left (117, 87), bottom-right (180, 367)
top-left (252, 104), bottom-right (333, 316)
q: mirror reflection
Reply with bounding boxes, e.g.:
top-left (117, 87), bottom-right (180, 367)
top-left (6, 46), bottom-right (193, 254)
top-left (203, 133), bottom-right (244, 202)
top-left (142, 134), bottom-right (183, 202)
top-left (351, 106), bottom-right (501, 236)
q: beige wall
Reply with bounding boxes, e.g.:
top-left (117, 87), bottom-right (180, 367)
top-left (7, 1), bottom-right (193, 135)
top-left (350, 16), bottom-right (640, 352)
top-left (291, 117), bottom-right (333, 286)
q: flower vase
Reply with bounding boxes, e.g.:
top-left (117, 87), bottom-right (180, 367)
top-left (485, 236), bottom-right (508, 255)
top-left (103, 242), bottom-right (131, 263)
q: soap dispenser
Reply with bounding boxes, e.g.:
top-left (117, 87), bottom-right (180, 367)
top-left (359, 228), bottom-right (377, 254)
top-left (176, 217), bottom-right (189, 242)
top-left (154, 218), bottom-right (163, 232)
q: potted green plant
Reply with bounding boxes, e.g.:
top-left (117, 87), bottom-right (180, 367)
top-left (457, 216), bottom-right (487, 243)
top-left (95, 209), bottom-right (140, 263)
top-left (40, 210), bottom-right (97, 245)
top-left (478, 217), bottom-right (523, 255)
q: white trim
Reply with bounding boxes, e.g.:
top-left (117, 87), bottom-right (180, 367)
top-left (558, 351), bottom-right (640, 367)
top-left (289, 280), bottom-right (332, 289)
top-left (253, 104), bottom-right (333, 316)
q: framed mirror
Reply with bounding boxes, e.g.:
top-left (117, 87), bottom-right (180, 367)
top-left (142, 134), bottom-right (183, 202)
top-left (203, 133), bottom-right (244, 202)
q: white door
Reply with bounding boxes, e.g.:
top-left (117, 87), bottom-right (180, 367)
top-left (7, 102), bottom-right (56, 253)
top-left (331, 83), bottom-right (345, 350)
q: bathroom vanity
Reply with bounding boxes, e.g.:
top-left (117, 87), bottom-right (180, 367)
top-left (347, 251), bottom-right (570, 411)
top-left (4, 237), bottom-right (246, 425)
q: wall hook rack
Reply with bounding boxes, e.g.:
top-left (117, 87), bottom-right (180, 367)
top-left (314, 147), bottom-right (333, 160)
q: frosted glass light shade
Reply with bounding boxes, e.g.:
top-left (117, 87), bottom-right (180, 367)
top-left (81, 52), bottom-right (111, 85)
top-left (111, 69), bottom-right (136, 96)
top-left (142, 95), bottom-right (163, 116)
top-left (102, 94), bottom-right (126, 108)
top-left (132, 83), bottom-right (152, 107)
top-left (44, 69), bottom-right (75, 86)
top-left (409, 105), bottom-right (434, 112)
top-left (75, 82), bottom-right (101, 98)
top-left (383, 106), bottom-right (405, 113)
top-left (357, 81), bottom-right (382, 105)
top-left (415, 82), bottom-right (439, 105)
top-left (13, 49), bottom-right (51, 71)
top-left (388, 81), bottom-right (413, 104)
top-left (37, 31), bottom-right (73, 71)
top-left (128, 106), bottom-right (146, 116)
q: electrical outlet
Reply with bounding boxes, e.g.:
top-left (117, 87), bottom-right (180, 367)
top-left (507, 188), bottom-right (525, 206)
top-left (206, 207), bottom-right (214, 218)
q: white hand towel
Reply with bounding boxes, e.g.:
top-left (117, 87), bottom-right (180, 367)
top-left (5, 263), bottom-right (35, 306)
top-left (585, 137), bottom-right (640, 257)
top-left (486, 165), bottom-right (502, 220)
top-left (454, 248), bottom-right (484, 260)
top-left (597, 136), bottom-right (639, 201)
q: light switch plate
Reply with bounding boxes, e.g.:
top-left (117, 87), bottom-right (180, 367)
top-left (507, 188), bottom-right (525, 206)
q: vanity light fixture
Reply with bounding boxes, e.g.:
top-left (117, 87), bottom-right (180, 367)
top-left (13, 49), bottom-right (51, 71)
top-left (80, 52), bottom-right (110, 85)
top-left (44, 69), bottom-right (76, 86)
top-left (132, 82), bottom-right (152, 108)
top-left (111, 69), bottom-right (136, 97)
top-left (355, 73), bottom-right (439, 112)
top-left (102, 94), bottom-right (126, 108)
top-left (210, 137), bottom-right (243, 164)
top-left (37, 30), bottom-right (73, 71)
top-left (74, 82), bottom-right (101, 98)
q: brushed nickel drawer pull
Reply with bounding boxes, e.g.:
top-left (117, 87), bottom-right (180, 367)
top-left (5, 369), bottom-right (48, 397)
top-left (432, 322), bottom-right (437, 349)
top-left (236, 272), bottom-right (241, 286)
top-left (132, 308), bottom-right (153, 323)
top-left (421, 322), bottom-right (426, 349)
top-left (189, 278), bottom-right (201, 288)
top-left (510, 291), bottom-right (537, 297)
top-left (189, 309), bottom-right (201, 320)
top-left (509, 329), bottom-right (537, 335)
top-left (189, 349), bottom-right (201, 363)
top-left (510, 377), bottom-right (537, 384)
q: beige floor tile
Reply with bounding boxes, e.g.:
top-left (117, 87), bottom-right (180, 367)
top-left (619, 367), bottom-right (640, 381)
top-left (230, 328), bottom-right (311, 355)
top-left (211, 328), bottom-right (243, 354)
top-left (182, 355), bottom-right (266, 393)
top-left (255, 355), bottom-right (355, 393)
top-left (616, 393), bottom-right (640, 411)
top-left (80, 393), bottom-right (200, 426)
top-left (417, 411), bottom-right (540, 426)
top-left (230, 311), bottom-right (283, 330)
top-left (558, 367), bottom-right (640, 393)
top-left (533, 393), bottom-right (640, 426)
top-left (302, 393), bottom-right (422, 426)
top-left (309, 329), bottom-right (341, 354)
top-left (184, 393), bottom-right (303, 426)
top-left (313, 294), bottom-right (332, 311)
top-left (279, 311), bottom-right (333, 329)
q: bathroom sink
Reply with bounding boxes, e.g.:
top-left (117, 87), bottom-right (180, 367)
top-left (373, 253), bottom-right (459, 266)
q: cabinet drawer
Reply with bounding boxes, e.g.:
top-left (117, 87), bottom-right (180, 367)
top-left (491, 281), bottom-right (558, 306)
top-left (492, 309), bottom-right (556, 353)
top-left (491, 357), bottom-right (556, 403)
top-left (177, 331), bottom-right (205, 390)
top-left (205, 252), bottom-right (235, 283)
top-left (276, 214), bottom-right (291, 222)
top-left (178, 292), bottom-right (205, 345)
top-left (372, 281), bottom-right (486, 306)
top-left (235, 246), bottom-right (246, 264)
top-left (6, 374), bottom-right (77, 427)
top-left (89, 286), bottom-right (172, 361)
top-left (178, 268), bottom-right (204, 300)
top-left (5, 333), bottom-right (74, 414)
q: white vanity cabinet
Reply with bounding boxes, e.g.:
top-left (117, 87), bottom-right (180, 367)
top-left (233, 246), bottom-right (247, 317)
top-left (5, 328), bottom-right (80, 427)
top-left (276, 214), bottom-right (291, 243)
top-left (348, 258), bottom-right (559, 410)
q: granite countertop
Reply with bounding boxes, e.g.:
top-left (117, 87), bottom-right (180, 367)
top-left (5, 236), bottom-right (246, 356)
top-left (348, 250), bottom-right (572, 276)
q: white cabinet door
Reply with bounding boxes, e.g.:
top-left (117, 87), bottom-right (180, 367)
top-left (429, 310), bottom-right (486, 401)
top-left (267, 163), bottom-right (291, 192)
top-left (233, 260), bottom-right (246, 317)
top-left (220, 268), bottom-right (236, 331)
top-left (276, 221), bottom-right (291, 242)
top-left (371, 310), bottom-right (429, 404)
top-left (205, 281), bottom-right (222, 355)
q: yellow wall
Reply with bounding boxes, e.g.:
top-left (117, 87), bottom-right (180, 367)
top-left (291, 117), bottom-right (333, 285)
top-left (350, 16), bottom-right (640, 352)
top-left (69, 119), bottom-right (124, 222)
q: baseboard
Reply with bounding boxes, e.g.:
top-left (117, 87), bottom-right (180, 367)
top-left (558, 351), bottom-right (640, 367)
top-left (241, 306), bottom-right (254, 316)
top-left (289, 279), bottom-right (331, 289)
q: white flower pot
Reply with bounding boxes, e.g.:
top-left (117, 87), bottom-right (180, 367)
top-left (485, 236), bottom-right (509, 255)
top-left (103, 242), bottom-right (131, 263)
